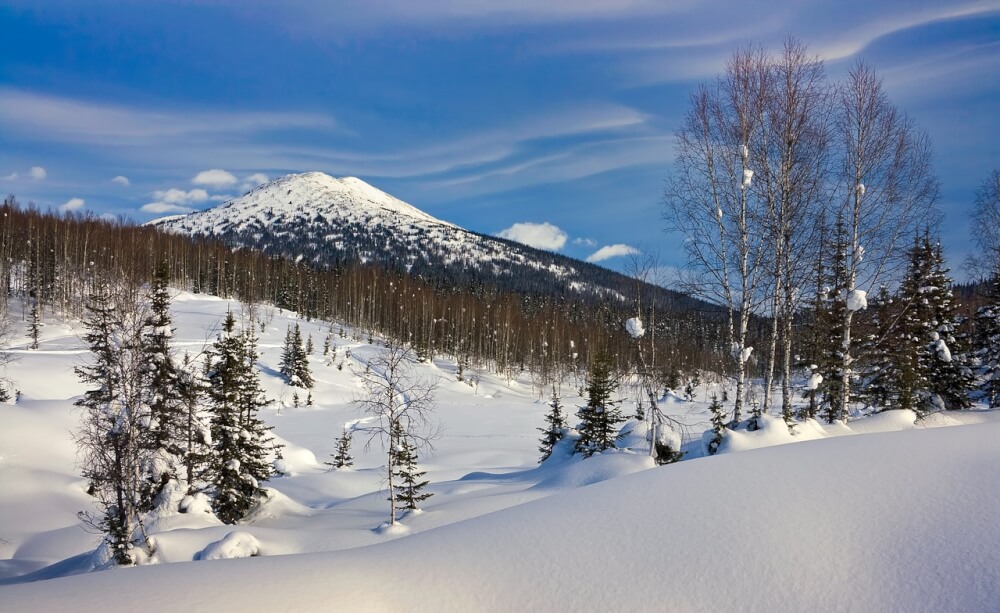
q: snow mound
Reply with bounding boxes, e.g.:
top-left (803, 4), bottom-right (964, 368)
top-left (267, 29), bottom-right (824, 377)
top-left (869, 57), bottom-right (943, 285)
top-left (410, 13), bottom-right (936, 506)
top-left (199, 531), bottom-right (261, 561)
top-left (7, 422), bottom-right (1000, 611)
top-left (847, 289), bottom-right (868, 312)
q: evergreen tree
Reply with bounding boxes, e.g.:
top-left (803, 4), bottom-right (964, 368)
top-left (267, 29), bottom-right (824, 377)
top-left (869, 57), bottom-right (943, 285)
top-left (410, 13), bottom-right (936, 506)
top-left (817, 214), bottom-right (849, 423)
top-left (857, 286), bottom-right (899, 412)
top-left (137, 263), bottom-right (186, 511)
top-left (26, 299), bottom-right (41, 350)
top-left (280, 323), bottom-right (313, 389)
top-left (575, 354), bottom-right (624, 457)
top-left (205, 311), bottom-right (275, 524)
top-left (973, 274), bottom-right (1000, 407)
top-left (326, 427), bottom-right (353, 469)
top-left (880, 232), bottom-right (975, 415)
top-left (706, 394), bottom-right (727, 455)
top-left (921, 239), bottom-right (974, 410)
top-left (391, 420), bottom-right (431, 513)
top-left (537, 386), bottom-right (566, 462)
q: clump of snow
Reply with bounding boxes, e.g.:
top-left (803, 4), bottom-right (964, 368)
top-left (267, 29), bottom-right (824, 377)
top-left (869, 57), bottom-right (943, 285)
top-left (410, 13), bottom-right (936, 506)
top-left (846, 289), bottom-right (867, 312)
top-left (625, 317), bottom-right (645, 339)
top-left (806, 372), bottom-right (823, 390)
top-left (179, 492), bottom-right (215, 516)
top-left (742, 168), bottom-right (754, 188)
top-left (199, 531), bottom-right (261, 561)
top-left (857, 182), bottom-right (866, 196)
top-left (933, 336), bottom-right (952, 363)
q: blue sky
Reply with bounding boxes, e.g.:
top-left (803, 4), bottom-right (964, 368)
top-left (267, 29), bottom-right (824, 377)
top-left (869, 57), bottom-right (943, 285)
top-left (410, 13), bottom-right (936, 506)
top-left (1, 1), bottom-right (998, 279)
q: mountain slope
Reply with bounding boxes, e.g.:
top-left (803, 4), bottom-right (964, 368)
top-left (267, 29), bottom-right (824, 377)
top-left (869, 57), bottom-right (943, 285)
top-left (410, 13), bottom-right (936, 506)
top-left (150, 172), bottom-right (705, 311)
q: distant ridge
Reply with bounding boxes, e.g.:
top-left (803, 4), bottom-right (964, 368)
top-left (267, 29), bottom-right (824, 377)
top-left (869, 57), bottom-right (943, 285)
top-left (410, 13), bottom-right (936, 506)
top-left (151, 172), bottom-right (710, 312)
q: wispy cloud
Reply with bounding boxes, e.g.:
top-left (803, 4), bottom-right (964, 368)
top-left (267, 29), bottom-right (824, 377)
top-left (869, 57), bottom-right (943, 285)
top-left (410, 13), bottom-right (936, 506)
top-left (29, 166), bottom-right (46, 180)
top-left (497, 222), bottom-right (568, 251)
top-left (1, 172), bottom-right (17, 181)
top-left (0, 89), bottom-right (336, 146)
top-left (140, 202), bottom-right (195, 214)
top-left (110, 175), bottom-right (130, 186)
top-left (587, 243), bottom-right (639, 263)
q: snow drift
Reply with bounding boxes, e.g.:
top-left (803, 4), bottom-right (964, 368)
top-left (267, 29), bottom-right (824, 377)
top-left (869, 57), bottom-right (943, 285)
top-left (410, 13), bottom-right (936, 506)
top-left (4, 422), bottom-right (998, 612)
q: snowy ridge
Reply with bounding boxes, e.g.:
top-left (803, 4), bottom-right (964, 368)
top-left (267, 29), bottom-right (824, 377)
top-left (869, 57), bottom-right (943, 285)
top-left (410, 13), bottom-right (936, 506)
top-left (153, 172), bottom-right (454, 237)
top-left (149, 172), bottom-right (664, 305)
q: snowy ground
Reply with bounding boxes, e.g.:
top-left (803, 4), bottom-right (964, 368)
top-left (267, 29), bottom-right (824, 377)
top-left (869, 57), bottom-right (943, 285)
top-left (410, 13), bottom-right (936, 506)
top-left (1, 293), bottom-right (998, 611)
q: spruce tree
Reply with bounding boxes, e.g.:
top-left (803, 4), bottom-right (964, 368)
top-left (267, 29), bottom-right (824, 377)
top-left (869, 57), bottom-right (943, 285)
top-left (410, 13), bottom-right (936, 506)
top-left (921, 239), bottom-right (974, 410)
top-left (857, 286), bottom-right (899, 412)
top-left (817, 214), bottom-right (849, 423)
top-left (205, 311), bottom-right (275, 524)
top-left (973, 274), bottom-right (1000, 407)
top-left (137, 263), bottom-right (186, 511)
top-left (391, 420), bottom-right (431, 513)
top-left (280, 323), bottom-right (313, 389)
top-left (537, 386), bottom-right (566, 462)
top-left (326, 428), bottom-right (354, 469)
top-left (27, 299), bottom-right (40, 350)
top-left (706, 394), bottom-right (727, 455)
top-left (575, 354), bottom-right (624, 457)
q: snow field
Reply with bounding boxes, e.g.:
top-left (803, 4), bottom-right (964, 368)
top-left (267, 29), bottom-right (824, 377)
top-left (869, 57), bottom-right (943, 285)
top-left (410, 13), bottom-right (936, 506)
top-left (1, 292), bottom-right (999, 611)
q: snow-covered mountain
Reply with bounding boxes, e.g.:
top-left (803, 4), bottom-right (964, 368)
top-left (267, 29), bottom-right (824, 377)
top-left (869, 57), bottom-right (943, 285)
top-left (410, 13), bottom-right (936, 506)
top-left (150, 172), bottom-right (696, 309)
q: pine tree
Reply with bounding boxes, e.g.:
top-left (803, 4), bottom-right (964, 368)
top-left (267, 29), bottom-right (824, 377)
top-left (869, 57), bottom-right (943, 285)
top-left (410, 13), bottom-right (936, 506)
top-left (391, 420), bottom-right (431, 513)
top-left (326, 428), bottom-right (353, 469)
top-left (537, 386), bottom-right (566, 462)
top-left (27, 299), bottom-right (41, 350)
top-left (817, 214), bottom-right (849, 423)
top-left (575, 354), bottom-right (624, 457)
top-left (280, 323), bottom-right (313, 390)
top-left (857, 286), bottom-right (899, 412)
top-left (137, 263), bottom-right (186, 511)
top-left (205, 311), bottom-right (275, 524)
top-left (879, 232), bottom-right (975, 415)
top-left (921, 239), bottom-right (974, 410)
top-left (706, 394), bottom-right (727, 455)
top-left (973, 274), bottom-right (1000, 407)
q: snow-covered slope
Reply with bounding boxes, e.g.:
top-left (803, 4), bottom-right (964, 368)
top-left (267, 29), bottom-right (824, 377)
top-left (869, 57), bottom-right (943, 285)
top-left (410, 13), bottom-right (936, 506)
top-left (2, 293), bottom-right (999, 612)
top-left (149, 172), bottom-right (689, 307)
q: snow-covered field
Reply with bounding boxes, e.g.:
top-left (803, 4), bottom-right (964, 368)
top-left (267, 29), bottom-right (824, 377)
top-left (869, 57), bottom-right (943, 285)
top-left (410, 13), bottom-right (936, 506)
top-left (1, 293), bottom-right (998, 611)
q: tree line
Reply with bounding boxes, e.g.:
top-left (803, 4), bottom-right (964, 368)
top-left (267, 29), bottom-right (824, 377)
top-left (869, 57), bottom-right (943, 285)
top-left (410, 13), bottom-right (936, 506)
top-left (662, 37), bottom-right (1000, 427)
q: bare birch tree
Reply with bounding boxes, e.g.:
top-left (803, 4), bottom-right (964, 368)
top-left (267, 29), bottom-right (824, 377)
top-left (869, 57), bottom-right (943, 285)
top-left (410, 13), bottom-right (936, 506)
top-left (970, 168), bottom-right (1000, 275)
top-left (755, 38), bottom-right (832, 420)
top-left (355, 338), bottom-right (439, 525)
top-left (833, 61), bottom-right (939, 420)
top-left (665, 45), bottom-right (771, 424)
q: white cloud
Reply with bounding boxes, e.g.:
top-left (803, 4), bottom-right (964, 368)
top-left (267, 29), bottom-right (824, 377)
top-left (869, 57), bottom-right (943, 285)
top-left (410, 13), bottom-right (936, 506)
top-left (192, 169), bottom-right (238, 188)
top-left (111, 175), bottom-right (130, 186)
top-left (586, 243), bottom-right (639, 263)
top-left (29, 166), bottom-right (46, 180)
top-left (141, 202), bottom-right (195, 214)
top-left (573, 237), bottom-right (597, 247)
top-left (152, 188), bottom-right (209, 205)
top-left (241, 173), bottom-right (270, 191)
top-left (1, 172), bottom-right (17, 180)
top-left (59, 197), bottom-right (85, 212)
top-left (142, 187), bottom-right (210, 215)
top-left (497, 222), bottom-right (568, 251)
